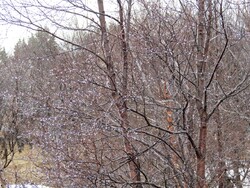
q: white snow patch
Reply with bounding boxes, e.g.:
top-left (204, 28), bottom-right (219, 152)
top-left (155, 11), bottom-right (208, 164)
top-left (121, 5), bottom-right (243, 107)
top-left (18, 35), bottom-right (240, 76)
top-left (7, 185), bottom-right (50, 188)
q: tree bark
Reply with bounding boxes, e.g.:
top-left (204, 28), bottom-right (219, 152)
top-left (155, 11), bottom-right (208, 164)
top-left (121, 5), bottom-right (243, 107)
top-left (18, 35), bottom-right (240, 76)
top-left (196, 118), bottom-right (208, 188)
top-left (214, 107), bottom-right (226, 188)
top-left (163, 81), bottom-right (182, 187)
top-left (97, 1), bottom-right (142, 187)
top-left (196, 0), bottom-right (210, 187)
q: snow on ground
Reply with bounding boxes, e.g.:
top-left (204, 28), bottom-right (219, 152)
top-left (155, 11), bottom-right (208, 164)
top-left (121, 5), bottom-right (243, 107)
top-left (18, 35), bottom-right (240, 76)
top-left (227, 168), bottom-right (250, 188)
top-left (7, 185), bottom-right (50, 188)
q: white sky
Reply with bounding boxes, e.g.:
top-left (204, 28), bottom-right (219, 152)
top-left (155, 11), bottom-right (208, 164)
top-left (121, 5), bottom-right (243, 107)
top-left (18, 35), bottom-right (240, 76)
top-left (0, 0), bottom-right (117, 54)
top-left (2, 0), bottom-right (241, 54)
top-left (0, 25), bottom-right (32, 53)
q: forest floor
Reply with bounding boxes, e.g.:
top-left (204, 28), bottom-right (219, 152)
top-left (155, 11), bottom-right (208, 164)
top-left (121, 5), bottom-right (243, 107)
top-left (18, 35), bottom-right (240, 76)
top-left (3, 146), bottom-right (50, 187)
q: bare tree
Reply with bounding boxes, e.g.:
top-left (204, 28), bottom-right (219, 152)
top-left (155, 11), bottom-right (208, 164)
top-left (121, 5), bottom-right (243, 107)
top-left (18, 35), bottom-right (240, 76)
top-left (0, 0), bottom-right (249, 187)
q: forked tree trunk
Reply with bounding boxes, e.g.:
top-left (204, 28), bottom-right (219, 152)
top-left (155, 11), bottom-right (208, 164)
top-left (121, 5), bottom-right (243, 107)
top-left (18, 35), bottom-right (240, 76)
top-left (117, 1), bottom-right (142, 186)
top-left (97, 1), bottom-right (142, 187)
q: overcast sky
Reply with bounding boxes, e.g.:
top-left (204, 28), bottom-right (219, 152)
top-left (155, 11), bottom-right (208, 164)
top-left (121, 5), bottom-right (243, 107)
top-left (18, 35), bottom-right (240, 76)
top-left (0, 0), bottom-right (118, 54)
top-left (0, 0), bottom-right (244, 54)
top-left (0, 25), bottom-right (32, 53)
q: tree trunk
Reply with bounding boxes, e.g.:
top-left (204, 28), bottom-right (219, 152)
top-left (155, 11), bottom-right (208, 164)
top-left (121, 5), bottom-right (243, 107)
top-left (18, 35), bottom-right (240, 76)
top-left (196, 118), bottom-right (208, 188)
top-left (214, 108), bottom-right (226, 188)
top-left (97, 1), bottom-right (142, 187)
top-left (117, 0), bottom-right (142, 186)
top-left (119, 103), bottom-right (142, 187)
top-left (163, 81), bottom-right (182, 187)
top-left (195, 0), bottom-right (211, 187)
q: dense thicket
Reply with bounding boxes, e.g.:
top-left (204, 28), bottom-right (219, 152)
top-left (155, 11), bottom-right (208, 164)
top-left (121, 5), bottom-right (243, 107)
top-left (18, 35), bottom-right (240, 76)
top-left (0, 0), bottom-right (249, 187)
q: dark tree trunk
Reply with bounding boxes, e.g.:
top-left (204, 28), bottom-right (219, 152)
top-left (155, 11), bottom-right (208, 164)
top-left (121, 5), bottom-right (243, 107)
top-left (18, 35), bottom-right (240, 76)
top-left (97, 1), bottom-right (142, 187)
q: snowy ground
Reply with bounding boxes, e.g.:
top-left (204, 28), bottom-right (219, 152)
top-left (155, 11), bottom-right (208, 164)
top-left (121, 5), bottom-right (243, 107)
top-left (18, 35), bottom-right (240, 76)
top-left (7, 185), bottom-right (50, 188)
top-left (227, 168), bottom-right (250, 188)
